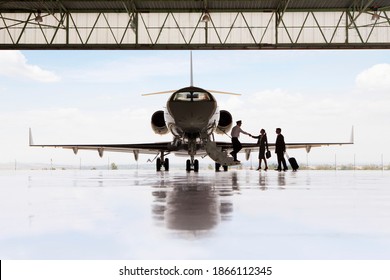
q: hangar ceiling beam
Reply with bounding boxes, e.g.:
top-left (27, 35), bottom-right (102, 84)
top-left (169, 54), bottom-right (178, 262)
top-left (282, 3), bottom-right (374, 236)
top-left (1, 0), bottom-right (390, 50)
top-left (348, 0), bottom-right (376, 28)
top-left (276, 0), bottom-right (291, 27)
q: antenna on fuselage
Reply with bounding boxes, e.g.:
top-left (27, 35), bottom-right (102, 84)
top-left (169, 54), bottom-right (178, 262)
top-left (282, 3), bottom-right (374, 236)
top-left (190, 51), bottom-right (193, 86)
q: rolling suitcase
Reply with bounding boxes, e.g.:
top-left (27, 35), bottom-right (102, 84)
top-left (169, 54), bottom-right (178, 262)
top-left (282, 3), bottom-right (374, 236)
top-left (286, 152), bottom-right (299, 171)
top-left (288, 157), bottom-right (299, 171)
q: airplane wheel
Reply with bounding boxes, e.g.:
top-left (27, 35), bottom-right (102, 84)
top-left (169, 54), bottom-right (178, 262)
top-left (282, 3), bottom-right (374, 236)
top-left (156, 158), bottom-right (161, 171)
top-left (186, 159), bottom-right (191, 172)
top-left (215, 162), bottom-right (221, 172)
top-left (164, 158), bottom-right (169, 171)
top-left (194, 159), bottom-right (199, 172)
top-left (223, 165), bottom-right (228, 172)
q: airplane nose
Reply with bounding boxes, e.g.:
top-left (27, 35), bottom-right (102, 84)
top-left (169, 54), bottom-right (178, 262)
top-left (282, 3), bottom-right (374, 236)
top-left (169, 102), bottom-right (216, 132)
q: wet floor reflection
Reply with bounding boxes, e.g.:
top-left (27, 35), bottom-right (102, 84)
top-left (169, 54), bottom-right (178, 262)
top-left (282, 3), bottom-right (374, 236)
top-left (147, 170), bottom-right (315, 236)
top-left (278, 172), bottom-right (286, 188)
top-left (151, 173), bottom-right (235, 235)
top-left (2, 170), bottom-right (390, 259)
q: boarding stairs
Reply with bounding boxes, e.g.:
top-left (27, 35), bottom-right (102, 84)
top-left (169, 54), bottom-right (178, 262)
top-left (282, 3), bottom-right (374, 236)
top-left (205, 141), bottom-right (239, 166)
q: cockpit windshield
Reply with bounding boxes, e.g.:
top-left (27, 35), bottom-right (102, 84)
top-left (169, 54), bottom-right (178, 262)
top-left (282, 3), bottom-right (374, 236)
top-left (172, 91), bottom-right (212, 102)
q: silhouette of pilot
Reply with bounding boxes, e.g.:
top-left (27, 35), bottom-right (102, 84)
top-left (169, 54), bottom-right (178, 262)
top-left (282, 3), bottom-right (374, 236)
top-left (230, 120), bottom-right (251, 162)
top-left (275, 127), bottom-right (288, 171)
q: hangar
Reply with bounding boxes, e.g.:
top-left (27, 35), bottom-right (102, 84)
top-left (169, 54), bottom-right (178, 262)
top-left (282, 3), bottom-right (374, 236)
top-left (1, 0), bottom-right (390, 50)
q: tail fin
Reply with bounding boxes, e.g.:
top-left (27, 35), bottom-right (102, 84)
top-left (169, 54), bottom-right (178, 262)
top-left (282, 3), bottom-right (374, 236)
top-left (190, 51), bottom-right (193, 86)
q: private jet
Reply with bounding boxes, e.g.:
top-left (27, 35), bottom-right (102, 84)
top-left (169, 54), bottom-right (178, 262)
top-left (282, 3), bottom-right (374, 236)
top-left (29, 54), bottom-right (354, 172)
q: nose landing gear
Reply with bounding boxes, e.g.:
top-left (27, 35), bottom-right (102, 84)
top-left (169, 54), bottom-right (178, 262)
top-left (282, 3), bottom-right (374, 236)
top-left (186, 158), bottom-right (199, 172)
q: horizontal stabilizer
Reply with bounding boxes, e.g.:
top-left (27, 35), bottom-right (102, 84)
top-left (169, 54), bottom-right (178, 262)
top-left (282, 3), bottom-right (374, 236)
top-left (206, 89), bottom-right (241, 96)
top-left (142, 90), bottom-right (176, 96)
top-left (142, 89), bottom-right (241, 96)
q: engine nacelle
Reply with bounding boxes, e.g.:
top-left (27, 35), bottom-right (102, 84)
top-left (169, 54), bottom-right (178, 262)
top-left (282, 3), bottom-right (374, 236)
top-left (215, 110), bottom-right (233, 134)
top-left (151, 110), bottom-right (169, 135)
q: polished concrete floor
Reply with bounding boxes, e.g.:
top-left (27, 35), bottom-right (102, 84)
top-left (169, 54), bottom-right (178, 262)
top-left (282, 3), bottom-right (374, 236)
top-left (1, 169), bottom-right (390, 259)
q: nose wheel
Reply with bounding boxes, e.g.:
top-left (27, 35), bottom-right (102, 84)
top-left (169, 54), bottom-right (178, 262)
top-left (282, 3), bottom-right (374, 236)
top-left (186, 159), bottom-right (199, 172)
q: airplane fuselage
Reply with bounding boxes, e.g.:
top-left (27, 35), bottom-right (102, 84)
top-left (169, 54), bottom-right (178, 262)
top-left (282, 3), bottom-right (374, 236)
top-left (165, 87), bottom-right (219, 141)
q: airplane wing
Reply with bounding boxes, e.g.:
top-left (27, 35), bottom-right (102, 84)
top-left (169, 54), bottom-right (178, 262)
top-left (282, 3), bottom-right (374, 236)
top-left (216, 127), bottom-right (354, 159)
top-left (30, 127), bottom-right (354, 161)
top-left (216, 140), bottom-right (354, 153)
top-left (29, 129), bottom-right (172, 159)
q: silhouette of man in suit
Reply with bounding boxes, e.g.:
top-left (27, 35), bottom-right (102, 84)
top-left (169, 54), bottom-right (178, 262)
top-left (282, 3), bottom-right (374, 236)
top-left (275, 128), bottom-right (288, 171)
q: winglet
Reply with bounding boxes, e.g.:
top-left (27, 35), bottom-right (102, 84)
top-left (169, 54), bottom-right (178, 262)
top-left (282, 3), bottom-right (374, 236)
top-left (29, 128), bottom-right (34, 146)
top-left (350, 125), bottom-right (354, 144)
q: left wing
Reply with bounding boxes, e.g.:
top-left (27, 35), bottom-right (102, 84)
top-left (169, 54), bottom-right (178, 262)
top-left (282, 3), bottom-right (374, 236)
top-left (216, 127), bottom-right (354, 160)
top-left (215, 140), bottom-right (354, 161)
top-left (216, 140), bottom-right (354, 153)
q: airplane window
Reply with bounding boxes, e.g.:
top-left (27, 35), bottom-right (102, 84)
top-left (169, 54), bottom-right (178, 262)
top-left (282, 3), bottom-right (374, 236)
top-left (193, 92), bottom-right (210, 101)
top-left (173, 92), bottom-right (192, 101)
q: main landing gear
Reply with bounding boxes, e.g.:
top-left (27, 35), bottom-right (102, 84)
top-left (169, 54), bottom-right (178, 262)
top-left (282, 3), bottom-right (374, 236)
top-left (215, 162), bottom-right (228, 172)
top-left (155, 152), bottom-right (200, 172)
top-left (156, 151), bottom-right (169, 171)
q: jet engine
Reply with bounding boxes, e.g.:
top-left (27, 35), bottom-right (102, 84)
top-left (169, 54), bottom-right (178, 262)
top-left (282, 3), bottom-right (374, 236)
top-left (215, 110), bottom-right (233, 134)
top-left (151, 110), bottom-right (169, 135)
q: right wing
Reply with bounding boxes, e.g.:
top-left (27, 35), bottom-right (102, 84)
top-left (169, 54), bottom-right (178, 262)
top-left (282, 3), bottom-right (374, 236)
top-left (29, 128), bottom-right (172, 159)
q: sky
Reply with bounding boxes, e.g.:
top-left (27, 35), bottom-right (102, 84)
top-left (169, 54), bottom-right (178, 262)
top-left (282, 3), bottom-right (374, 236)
top-left (0, 49), bottom-right (390, 168)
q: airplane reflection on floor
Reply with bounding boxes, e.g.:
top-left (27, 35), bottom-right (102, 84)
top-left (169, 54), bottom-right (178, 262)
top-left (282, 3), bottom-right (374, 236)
top-left (61, 170), bottom-right (311, 236)
top-left (149, 171), bottom-right (303, 235)
top-left (22, 170), bottom-right (312, 238)
top-left (151, 173), bottom-right (236, 235)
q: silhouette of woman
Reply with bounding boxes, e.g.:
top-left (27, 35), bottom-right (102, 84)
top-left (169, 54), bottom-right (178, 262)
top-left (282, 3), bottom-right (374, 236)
top-left (252, 129), bottom-right (269, 171)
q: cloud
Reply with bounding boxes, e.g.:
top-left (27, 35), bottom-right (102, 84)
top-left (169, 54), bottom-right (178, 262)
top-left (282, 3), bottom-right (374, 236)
top-left (356, 63), bottom-right (390, 91)
top-left (0, 51), bottom-right (60, 82)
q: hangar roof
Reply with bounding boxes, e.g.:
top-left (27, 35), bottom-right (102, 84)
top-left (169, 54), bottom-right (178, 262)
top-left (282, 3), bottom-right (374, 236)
top-left (1, 0), bottom-right (390, 49)
top-left (1, 0), bottom-right (390, 12)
